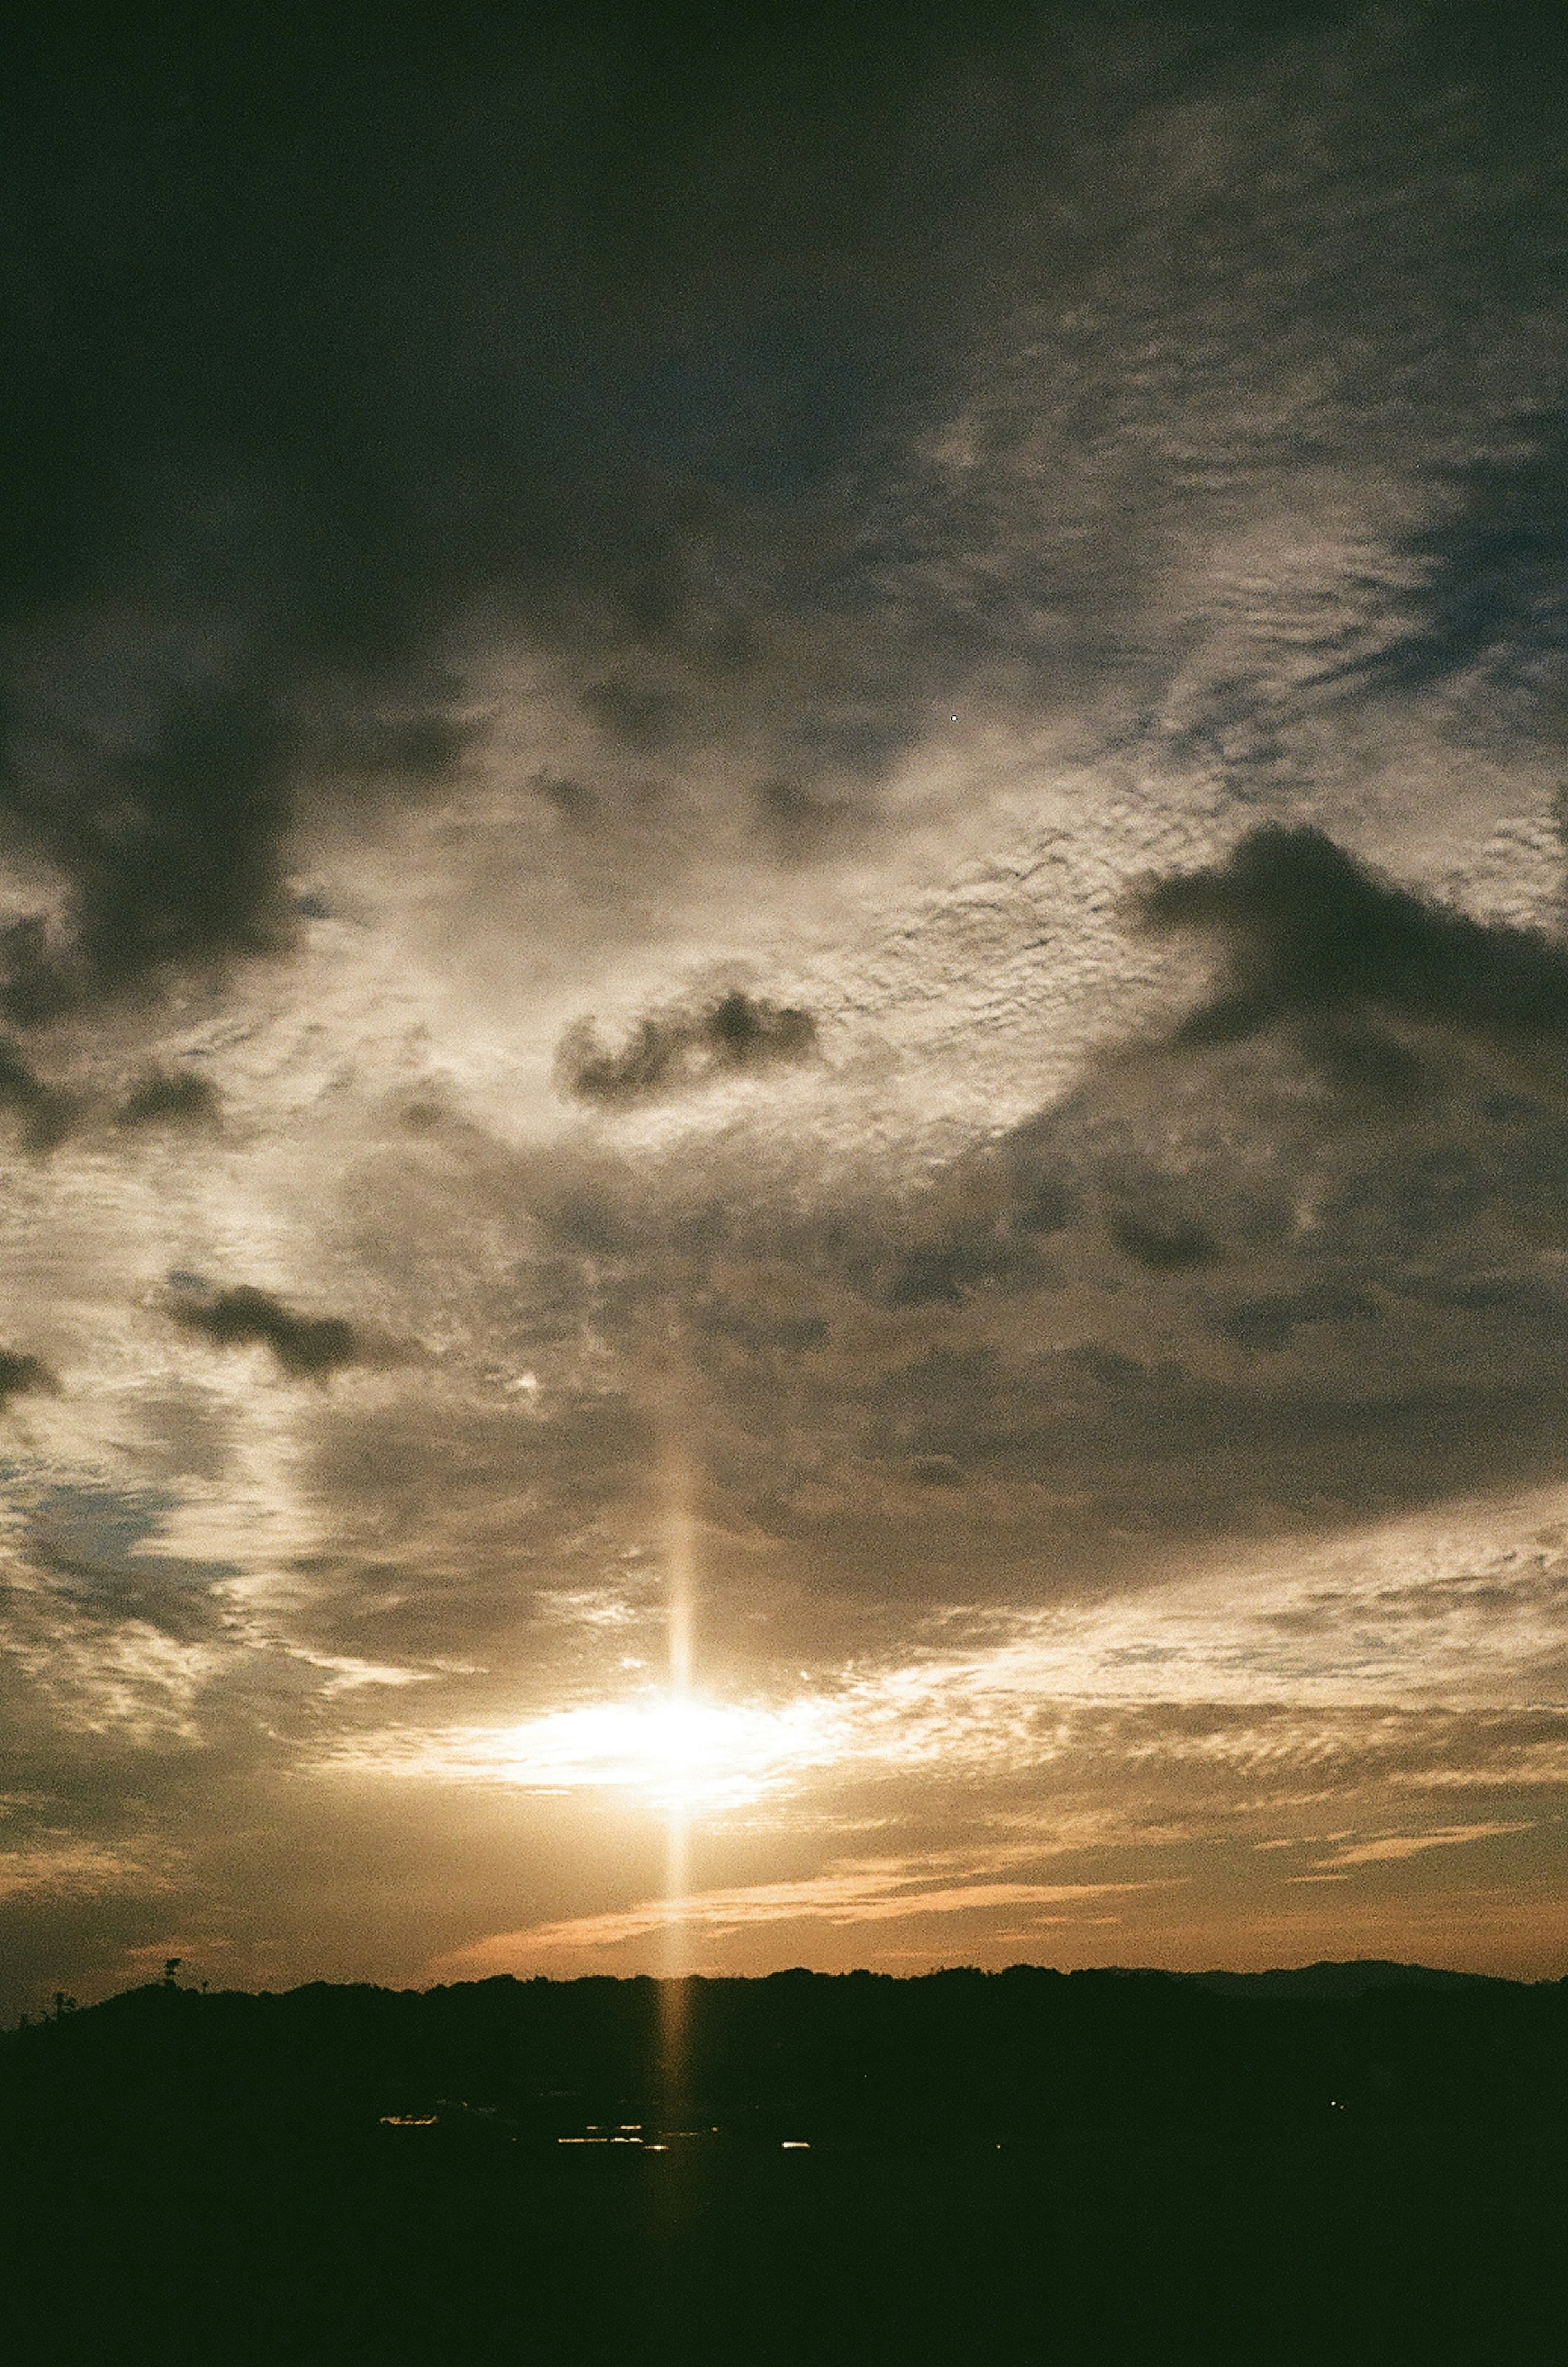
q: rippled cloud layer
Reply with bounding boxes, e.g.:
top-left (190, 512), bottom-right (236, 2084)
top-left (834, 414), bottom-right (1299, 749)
top-left (2, 3), bottom-right (1567, 2010)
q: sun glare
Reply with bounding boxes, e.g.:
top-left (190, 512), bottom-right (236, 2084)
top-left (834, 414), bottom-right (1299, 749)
top-left (467, 1690), bottom-right (839, 1812)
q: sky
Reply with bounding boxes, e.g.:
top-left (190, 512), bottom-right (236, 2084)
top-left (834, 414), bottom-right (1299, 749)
top-left (3, 0), bottom-right (1568, 2015)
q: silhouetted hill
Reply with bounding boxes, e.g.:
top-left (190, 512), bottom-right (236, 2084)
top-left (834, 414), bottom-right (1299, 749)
top-left (4, 1967), bottom-right (1566, 2364)
top-left (1183, 1959), bottom-right (1519, 1999)
top-left (5, 1961), bottom-right (1566, 2141)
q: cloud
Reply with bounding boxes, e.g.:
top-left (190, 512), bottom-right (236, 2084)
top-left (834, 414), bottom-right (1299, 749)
top-left (1140, 826), bottom-right (1568, 1067)
top-left (1393, 1741), bottom-right (1568, 1790)
top-left (1218, 1286), bottom-right (1383, 1353)
top-left (305, 1496), bottom-right (1568, 1833)
top-left (1374, 427), bottom-right (1568, 704)
top-left (116, 1070), bottom-right (220, 1130)
top-left (0, 1046), bottom-right (213, 1150)
top-left (315, 1691), bottom-right (847, 1811)
top-left (557, 988), bottom-right (817, 1104)
top-left (1309, 1822), bottom-right (1532, 1870)
top-left (0, 12), bottom-right (1039, 1030)
top-left (0, 677), bottom-right (294, 1023)
top-left (167, 1285), bottom-right (361, 1379)
top-left (0, 1046), bottom-right (214, 1148)
top-left (7, 6), bottom-right (1568, 2008)
top-left (0, 1838), bottom-right (172, 1903)
top-left (0, 23), bottom-right (1487, 986)
top-left (0, 1041), bottom-right (75, 1150)
top-left (1108, 1209), bottom-right (1218, 1271)
top-left (0, 1600), bottom-right (221, 1744)
top-left (434, 1018), bottom-right (1568, 1601)
top-left (0, 1348), bottom-right (55, 1408)
top-left (432, 1860), bottom-right (1150, 1970)
top-left (1, 2), bottom-right (1563, 1057)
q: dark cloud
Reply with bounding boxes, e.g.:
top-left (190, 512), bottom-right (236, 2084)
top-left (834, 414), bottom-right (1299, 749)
top-left (25, 1484), bottom-right (223, 1640)
top-left (557, 988), bottom-right (817, 1104)
top-left (0, 1044), bottom-right (220, 1146)
top-left (0, 1041), bottom-right (75, 1150)
top-left (168, 1286), bottom-right (360, 1379)
top-left (1, 6), bottom-right (1564, 1039)
top-left (0, 1347), bottom-right (56, 1406)
top-left (11, 3), bottom-right (1568, 2008)
top-left (0, 7), bottom-right (1033, 1025)
top-left (1109, 1209), bottom-right (1218, 1271)
top-left (1141, 827), bottom-right (1568, 1063)
top-left (461, 925), bottom-right (1568, 1616)
top-left (0, 1049), bottom-right (214, 1145)
top-left (884, 1236), bottom-right (1047, 1307)
top-left (1372, 425), bottom-right (1568, 703)
top-left (878, 1148), bottom-right (1074, 1307)
top-left (754, 778), bottom-right (851, 861)
top-left (854, 1342), bottom-right (1568, 1573)
top-left (116, 1070), bottom-right (219, 1130)
top-left (0, 679), bottom-right (292, 1023)
top-left (1218, 1286), bottom-right (1383, 1353)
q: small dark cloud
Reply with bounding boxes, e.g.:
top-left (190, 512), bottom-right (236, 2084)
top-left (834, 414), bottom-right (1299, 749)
top-left (1483, 1092), bottom-right (1545, 1128)
top-left (1141, 826), bottom-right (1568, 1065)
top-left (0, 679), bottom-right (292, 1024)
top-left (1412, 1276), bottom-right (1530, 1315)
top-left (1007, 1170), bottom-right (1074, 1237)
top-left (535, 776), bottom-right (597, 826)
top-left (116, 1070), bottom-right (219, 1130)
top-left (25, 1484), bottom-right (223, 1638)
top-left (704, 1306), bottom-right (831, 1353)
top-left (1110, 1210), bottom-right (1218, 1271)
top-left (755, 777), bottom-right (848, 861)
top-left (0, 1347), bottom-right (56, 1406)
top-left (557, 988), bottom-right (818, 1105)
top-left (0, 1040), bottom-right (75, 1150)
top-left (168, 1286), bottom-right (360, 1379)
top-left (884, 1235), bottom-right (1047, 1308)
top-left (1218, 1288), bottom-right (1383, 1353)
top-left (580, 680), bottom-right (676, 753)
top-left (299, 703), bottom-right (474, 785)
top-left (1372, 426), bottom-right (1568, 699)
top-left (706, 989), bottom-right (816, 1068)
top-left (1299, 1021), bottom-right (1430, 1104)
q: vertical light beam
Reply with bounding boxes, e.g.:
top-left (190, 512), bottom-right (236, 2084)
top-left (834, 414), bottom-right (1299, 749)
top-left (657, 1436), bottom-right (695, 2114)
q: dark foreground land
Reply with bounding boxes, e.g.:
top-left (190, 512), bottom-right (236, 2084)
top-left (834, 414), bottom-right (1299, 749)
top-left (3, 1964), bottom-right (1566, 2364)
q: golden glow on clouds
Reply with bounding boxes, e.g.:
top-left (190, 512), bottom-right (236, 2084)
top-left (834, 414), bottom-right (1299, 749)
top-left (1307, 1822), bottom-right (1531, 1870)
top-left (330, 1690), bottom-right (847, 1811)
top-left (1396, 1745), bottom-right (1568, 1790)
top-left (0, 1837), bottom-right (173, 1902)
top-left (318, 1485), bottom-right (1568, 1820)
top-left (432, 1855), bottom-right (1155, 1975)
top-left (5, 19), bottom-right (1568, 2015)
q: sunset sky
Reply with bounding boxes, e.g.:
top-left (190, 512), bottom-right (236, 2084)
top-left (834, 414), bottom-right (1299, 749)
top-left (4, 1), bottom-right (1568, 2017)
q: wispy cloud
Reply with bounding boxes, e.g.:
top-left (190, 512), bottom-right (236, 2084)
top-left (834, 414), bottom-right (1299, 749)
top-left (312, 1691), bottom-right (850, 1810)
top-left (310, 1495), bottom-right (1568, 1821)
top-left (557, 987), bottom-right (817, 1105)
top-left (433, 1858), bottom-right (1156, 1973)
top-left (1307, 1822), bottom-right (1532, 1870)
top-left (1394, 1745), bottom-right (1568, 1790)
top-left (5, 7), bottom-right (1568, 2008)
top-left (0, 1838), bottom-right (173, 1903)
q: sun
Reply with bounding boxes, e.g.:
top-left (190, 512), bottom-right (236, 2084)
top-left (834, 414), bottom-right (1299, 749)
top-left (459, 1687), bottom-right (840, 1812)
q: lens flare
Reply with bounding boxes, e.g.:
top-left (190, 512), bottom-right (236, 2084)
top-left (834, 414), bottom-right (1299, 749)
top-left (659, 1438), bottom-right (695, 2101)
